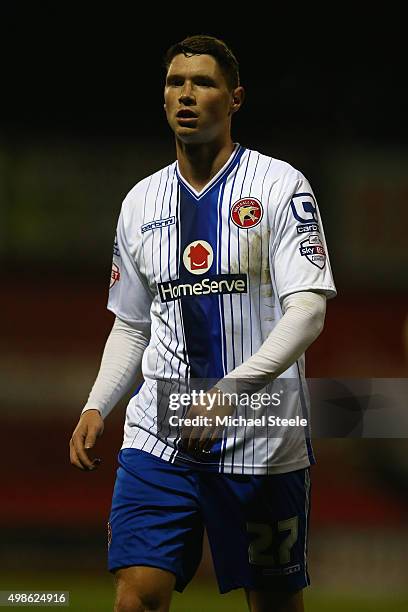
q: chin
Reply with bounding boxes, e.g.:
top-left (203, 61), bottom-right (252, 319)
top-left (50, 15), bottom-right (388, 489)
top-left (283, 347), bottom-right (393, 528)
top-left (175, 128), bottom-right (215, 146)
top-left (176, 130), bottom-right (205, 144)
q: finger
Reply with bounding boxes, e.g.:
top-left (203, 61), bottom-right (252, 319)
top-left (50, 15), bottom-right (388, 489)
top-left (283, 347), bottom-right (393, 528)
top-left (69, 438), bottom-right (89, 471)
top-left (71, 439), bottom-right (94, 470)
top-left (186, 430), bottom-right (196, 452)
top-left (72, 431), bottom-right (97, 470)
top-left (198, 433), bottom-right (215, 452)
top-left (201, 428), bottom-right (222, 452)
top-left (181, 419), bottom-right (194, 449)
top-left (84, 427), bottom-right (99, 450)
top-left (71, 437), bottom-right (101, 471)
top-left (197, 426), bottom-right (214, 451)
top-left (180, 427), bottom-right (190, 451)
top-left (187, 427), bottom-right (201, 452)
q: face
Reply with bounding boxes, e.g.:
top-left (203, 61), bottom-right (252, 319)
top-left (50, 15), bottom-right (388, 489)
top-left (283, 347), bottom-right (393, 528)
top-left (164, 53), bottom-right (243, 144)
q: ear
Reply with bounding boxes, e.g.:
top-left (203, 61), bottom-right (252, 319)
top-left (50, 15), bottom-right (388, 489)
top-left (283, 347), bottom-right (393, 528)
top-left (230, 86), bottom-right (245, 115)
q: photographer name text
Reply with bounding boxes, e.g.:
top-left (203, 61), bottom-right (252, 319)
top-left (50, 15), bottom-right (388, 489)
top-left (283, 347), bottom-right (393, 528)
top-left (169, 415), bottom-right (308, 427)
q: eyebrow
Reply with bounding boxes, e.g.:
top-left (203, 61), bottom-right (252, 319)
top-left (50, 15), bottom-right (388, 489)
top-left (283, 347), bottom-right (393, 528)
top-left (166, 73), bottom-right (217, 84)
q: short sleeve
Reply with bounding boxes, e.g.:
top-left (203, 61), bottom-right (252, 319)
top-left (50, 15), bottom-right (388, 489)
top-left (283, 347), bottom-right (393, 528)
top-left (107, 207), bottom-right (153, 325)
top-left (270, 173), bottom-right (337, 302)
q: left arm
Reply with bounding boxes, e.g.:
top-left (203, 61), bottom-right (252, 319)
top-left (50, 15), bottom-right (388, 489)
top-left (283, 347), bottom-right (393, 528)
top-left (218, 290), bottom-right (326, 390)
top-left (183, 290), bottom-right (326, 451)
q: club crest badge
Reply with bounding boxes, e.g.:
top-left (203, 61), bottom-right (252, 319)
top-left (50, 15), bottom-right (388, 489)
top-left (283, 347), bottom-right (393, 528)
top-left (231, 198), bottom-right (263, 229)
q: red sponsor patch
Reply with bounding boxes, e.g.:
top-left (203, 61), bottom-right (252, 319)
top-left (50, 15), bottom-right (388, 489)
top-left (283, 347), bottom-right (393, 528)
top-left (231, 198), bottom-right (263, 229)
top-left (188, 243), bottom-right (210, 271)
top-left (183, 240), bottom-right (214, 275)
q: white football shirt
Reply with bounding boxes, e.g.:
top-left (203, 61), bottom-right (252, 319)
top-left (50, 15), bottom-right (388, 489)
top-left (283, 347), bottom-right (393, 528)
top-left (108, 144), bottom-right (336, 474)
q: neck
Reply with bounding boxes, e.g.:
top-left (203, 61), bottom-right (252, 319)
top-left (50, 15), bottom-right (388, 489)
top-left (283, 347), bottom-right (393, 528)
top-left (175, 137), bottom-right (235, 192)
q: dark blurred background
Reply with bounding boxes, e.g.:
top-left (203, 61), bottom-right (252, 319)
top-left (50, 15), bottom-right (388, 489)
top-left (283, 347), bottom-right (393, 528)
top-left (1, 5), bottom-right (408, 611)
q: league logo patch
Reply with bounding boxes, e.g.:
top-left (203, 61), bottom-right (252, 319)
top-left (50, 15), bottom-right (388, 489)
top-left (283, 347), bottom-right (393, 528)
top-left (183, 240), bottom-right (214, 275)
top-left (308, 233), bottom-right (322, 245)
top-left (231, 198), bottom-right (263, 229)
top-left (110, 262), bottom-right (121, 288)
top-left (299, 235), bottom-right (326, 269)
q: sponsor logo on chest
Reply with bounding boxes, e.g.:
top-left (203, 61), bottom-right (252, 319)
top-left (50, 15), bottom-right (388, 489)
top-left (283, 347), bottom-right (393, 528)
top-left (183, 240), bottom-right (213, 275)
top-left (157, 240), bottom-right (247, 302)
top-left (158, 274), bottom-right (247, 302)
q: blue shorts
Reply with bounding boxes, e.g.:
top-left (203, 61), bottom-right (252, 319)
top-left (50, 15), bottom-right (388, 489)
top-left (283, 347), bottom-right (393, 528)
top-left (108, 449), bottom-right (311, 594)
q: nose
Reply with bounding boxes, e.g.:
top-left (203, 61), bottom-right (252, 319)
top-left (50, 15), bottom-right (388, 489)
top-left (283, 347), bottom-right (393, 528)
top-left (179, 81), bottom-right (195, 105)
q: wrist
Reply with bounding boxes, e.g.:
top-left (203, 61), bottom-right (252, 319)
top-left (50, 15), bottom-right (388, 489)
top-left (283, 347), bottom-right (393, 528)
top-left (81, 407), bottom-right (103, 417)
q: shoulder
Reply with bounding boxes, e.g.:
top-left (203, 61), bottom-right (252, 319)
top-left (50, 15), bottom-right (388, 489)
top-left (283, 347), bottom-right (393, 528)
top-left (121, 161), bottom-right (177, 218)
top-left (244, 147), bottom-right (307, 188)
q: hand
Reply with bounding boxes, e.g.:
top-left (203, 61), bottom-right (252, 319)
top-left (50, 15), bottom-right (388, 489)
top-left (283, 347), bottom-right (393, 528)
top-left (69, 409), bottom-right (104, 471)
top-left (181, 387), bottom-right (236, 454)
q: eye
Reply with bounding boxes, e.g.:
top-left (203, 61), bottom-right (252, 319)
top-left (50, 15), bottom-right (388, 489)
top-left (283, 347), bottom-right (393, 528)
top-left (167, 78), bottom-right (184, 87)
top-left (195, 78), bottom-right (214, 87)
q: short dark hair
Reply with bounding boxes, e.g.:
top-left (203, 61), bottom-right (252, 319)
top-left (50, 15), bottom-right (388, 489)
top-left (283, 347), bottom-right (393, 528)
top-left (164, 34), bottom-right (240, 91)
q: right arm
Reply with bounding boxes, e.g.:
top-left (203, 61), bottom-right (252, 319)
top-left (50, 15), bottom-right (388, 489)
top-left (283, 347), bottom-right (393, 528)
top-left (69, 316), bottom-right (150, 471)
top-left (71, 188), bottom-right (153, 471)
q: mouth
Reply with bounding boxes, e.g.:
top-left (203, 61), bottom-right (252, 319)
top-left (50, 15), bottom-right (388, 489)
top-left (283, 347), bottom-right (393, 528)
top-left (176, 109), bottom-right (198, 118)
top-left (176, 109), bottom-right (198, 125)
